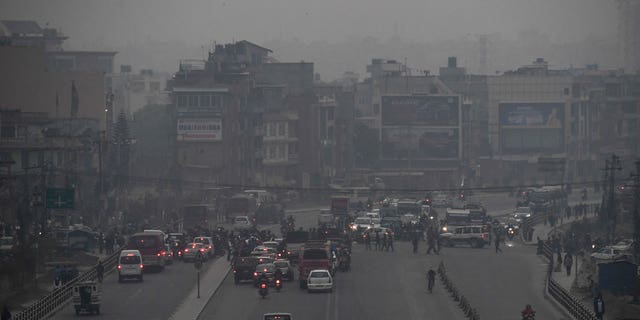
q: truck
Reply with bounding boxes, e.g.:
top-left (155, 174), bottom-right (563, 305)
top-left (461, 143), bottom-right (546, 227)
top-left (298, 240), bottom-right (333, 289)
top-left (284, 230), bottom-right (309, 263)
top-left (330, 196), bottom-right (349, 215)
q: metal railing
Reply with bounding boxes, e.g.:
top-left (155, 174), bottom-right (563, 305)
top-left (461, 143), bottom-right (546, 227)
top-left (438, 261), bottom-right (480, 320)
top-left (538, 229), bottom-right (598, 320)
top-left (547, 277), bottom-right (598, 320)
top-left (14, 247), bottom-right (121, 320)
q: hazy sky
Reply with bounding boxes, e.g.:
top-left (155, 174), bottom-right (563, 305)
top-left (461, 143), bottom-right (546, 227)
top-left (1, 0), bottom-right (617, 49)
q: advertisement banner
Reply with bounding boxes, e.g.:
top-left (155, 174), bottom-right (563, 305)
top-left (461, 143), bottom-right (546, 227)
top-left (381, 127), bottom-right (459, 159)
top-left (381, 96), bottom-right (460, 126)
top-left (499, 102), bottom-right (564, 128)
top-left (177, 118), bottom-right (222, 141)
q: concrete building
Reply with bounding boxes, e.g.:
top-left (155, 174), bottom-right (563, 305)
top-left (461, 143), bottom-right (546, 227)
top-left (109, 68), bottom-right (170, 118)
top-left (486, 58), bottom-right (573, 186)
top-left (0, 20), bottom-right (66, 51)
top-left (353, 58), bottom-right (459, 189)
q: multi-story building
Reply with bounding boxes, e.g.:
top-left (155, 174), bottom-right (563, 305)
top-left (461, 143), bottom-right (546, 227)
top-left (168, 41), bottom-right (316, 188)
top-left (108, 68), bottom-right (170, 118)
top-left (486, 58), bottom-right (574, 186)
top-left (353, 59), bottom-right (459, 189)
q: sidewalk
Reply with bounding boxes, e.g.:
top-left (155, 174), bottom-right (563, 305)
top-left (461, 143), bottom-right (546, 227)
top-left (168, 256), bottom-right (230, 320)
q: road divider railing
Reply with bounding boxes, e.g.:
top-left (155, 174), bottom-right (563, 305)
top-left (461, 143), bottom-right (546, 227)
top-left (438, 261), bottom-right (480, 320)
top-left (14, 247), bottom-right (122, 320)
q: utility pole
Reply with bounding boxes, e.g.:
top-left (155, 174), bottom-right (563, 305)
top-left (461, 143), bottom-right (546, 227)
top-left (632, 159), bottom-right (640, 262)
top-left (606, 154), bottom-right (622, 244)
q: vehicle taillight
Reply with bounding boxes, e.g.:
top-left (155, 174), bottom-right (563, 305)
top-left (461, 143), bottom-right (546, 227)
top-left (276, 279), bottom-right (281, 285)
top-left (139, 264), bottom-right (144, 269)
top-left (117, 265), bottom-right (122, 270)
top-left (233, 269), bottom-right (236, 273)
top-left (200, 248), bottom-right (205, 252)
top-left (184, 248), bottom-right (189, 253)
top-left (481, 233), bottom-right (485, 239)
top-left (209, 245), bottom-right (212, 249)
top-left (260, 283), bottom-right (267, 289)
top-left (253, 272), bottom-right (258, 277)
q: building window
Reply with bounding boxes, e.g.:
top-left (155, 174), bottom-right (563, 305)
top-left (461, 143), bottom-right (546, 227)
top-left (278, 123), bottom-right (286, 136)
top-left (212, 95), bottom-right (222, 107)
top-left (289, 125), bottom-right (296, 138)
top-left (289, 143), bottom-right (297, 154)
top-left (189, 95), bottom-right (199, 107)
top-left (373, 104), bottom-right (380, 115)
top-left (177, 95), bottom-right (187, 107)
top-left (328, 126), bottom-right (334, 141)
top-left (278, 145), bottom-right (285, 159)
top-left (328, 108), bottom-right (335, 121)
top-left (200, 95), bottom-right (211, 107)
top-left (269, 123), bottom-right (276, 137)
top-left (1, 125), bottom-right (16, 138)
top-left (269, 146), bottom-right (276, 159)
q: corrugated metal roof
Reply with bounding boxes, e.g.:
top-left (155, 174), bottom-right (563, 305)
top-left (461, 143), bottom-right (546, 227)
top-left (1, 20), bottom-right (43, 36)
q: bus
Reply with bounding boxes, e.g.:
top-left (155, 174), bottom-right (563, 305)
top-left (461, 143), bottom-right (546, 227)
top-left (181, 205), bottom-right (215, 234)
top-left (444, 208), bottom-right (472, 229)
top-left (525, 186), bottom-right (567, 213)
top-left (243, 189), bottom-right (273, 206)
top-left (127, 232), bottom-right (166, 270)
top-left (394, 199), bottom-right (422, 216)
top-left (225, 194), bottom-right (258, 221)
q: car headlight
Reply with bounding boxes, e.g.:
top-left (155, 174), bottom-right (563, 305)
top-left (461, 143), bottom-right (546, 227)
top-left (526, 214), bottom-right (531, 218)
top-left (442, 226), bottom-right (448, 232)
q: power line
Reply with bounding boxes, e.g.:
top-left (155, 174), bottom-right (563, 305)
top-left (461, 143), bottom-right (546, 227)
top-left (45, 168), bottom-right (633, 195)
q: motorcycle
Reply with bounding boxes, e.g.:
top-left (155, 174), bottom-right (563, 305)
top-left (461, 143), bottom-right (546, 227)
top-left (275, 278), bottom-right (282, 292)
top-left (507, 227), bottom-right (515, 240)
top-left (259, 281), bottom-right (269, 298)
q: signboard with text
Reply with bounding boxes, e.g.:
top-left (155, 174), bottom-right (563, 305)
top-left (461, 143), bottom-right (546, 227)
top-left (499, 102), bottom-right (564, 128)
top-left (381, 96), bottom-right (460, 126)
top-left (381, 127), bottom-right (459, 160)
top-left (45, 188), bottom-right (75, 209)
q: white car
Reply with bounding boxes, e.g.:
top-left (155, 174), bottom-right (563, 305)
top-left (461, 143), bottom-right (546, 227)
top-left (353, 217), bottom-right (373, 230)
top-left (611, 239), bottom-right (634, 252)
top-left (233, 216), bottom-right (253, 230)
top-left (513, 207), bottom-right (532, 222)
top-left (118, 250), bottom-right (144, 282)
top-left (307, 269), bottom-right (333, 293)
top-left (590, 247), bottom-right (629, 261)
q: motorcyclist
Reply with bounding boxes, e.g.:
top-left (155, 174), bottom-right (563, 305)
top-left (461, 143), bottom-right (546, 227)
top-left (521, 304), bottom-right (536, 319)
top-left (426, 267), bottom-right (436, 293)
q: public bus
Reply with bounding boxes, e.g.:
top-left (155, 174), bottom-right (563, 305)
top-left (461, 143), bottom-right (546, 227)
top-left (127, 232), bottom-right (166, 270)
top-left (181, 204), bottom-right (215, 234)
top-left (225, 194), bottom-right (258, 221)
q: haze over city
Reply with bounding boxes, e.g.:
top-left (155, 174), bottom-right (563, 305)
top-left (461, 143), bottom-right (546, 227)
top-left (1, 0), bottom-right (620, 79)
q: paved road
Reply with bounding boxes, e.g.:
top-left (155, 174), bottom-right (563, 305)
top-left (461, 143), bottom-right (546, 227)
top-left (199, 241), bottom-right (465, 320)
top-left (52, 257), bottom-right (220, 320)
top-left (50, 190), bottom-right (593, 319)
top-left (438, 240), bottom-right (566, 320)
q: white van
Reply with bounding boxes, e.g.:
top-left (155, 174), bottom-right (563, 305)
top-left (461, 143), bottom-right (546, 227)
top-left (118, 250), bottom-right (144, 282)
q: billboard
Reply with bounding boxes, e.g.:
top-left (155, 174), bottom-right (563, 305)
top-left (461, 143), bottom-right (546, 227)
top-left (177, 118), bottom-right (222, 141)
top-left (381, 127), bottom-right (459, 159)
top-left (381, 96), bottom-right (460, 126)
top-left (499, 102), bottom-right (564, 128)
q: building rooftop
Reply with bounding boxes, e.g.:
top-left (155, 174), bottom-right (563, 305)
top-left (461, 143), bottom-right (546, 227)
top-left (0, 20), bottom-right (42, 36)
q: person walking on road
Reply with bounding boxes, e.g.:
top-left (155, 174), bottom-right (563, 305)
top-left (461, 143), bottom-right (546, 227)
top-left (96, 260), bottom-right (104, 283)
top-left (427, 267), bottom-right (436, 293)
top-left (364, 233), bottom-right (372, 250)
top-left (426, 234), bottom-right (437, 255)
top-left (388, 233), bottom-right (394, 252)
top-left (374, 231), bottom-right (381, 251)
top-left (593, 292), bottom-right (605, 320)
top-left (564, 253), bottom-right (573, 276)
top-left (412, 234), bottom-right (418, 254)
top-left (495, 234), bottom-right (502, 253)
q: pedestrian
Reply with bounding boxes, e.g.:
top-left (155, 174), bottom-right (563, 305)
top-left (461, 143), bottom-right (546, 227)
top-left (388, 233), bottom-right (394, 252)
top-left (96, 260), bottom-right (104, 283)
top-left (382, 233), bottom-right (388, 251)
top-left (1, 305), bottom-right (10, 320)
top-left (564, 253), bottom-right (573, 276)
top-left (555, 251), bottom-right (563, 272)
top-left (494, 236), bottom-right (502, 253)
top-left (226, 240), bottom-right (232, 261)
top-left (411, 235), bottom-right (418, 254)
top-left (364, 233), bottom-right (372, 250)
top-left (593, 292), bottom-right (605, 320)
top-left (374, 231), bottom-right (381, 251)
top-left (426, 235), bottom-right (437, 255)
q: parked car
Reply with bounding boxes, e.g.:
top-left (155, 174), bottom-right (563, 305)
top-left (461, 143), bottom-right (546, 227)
top-left (590, 247), bottom-right (629, 261)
